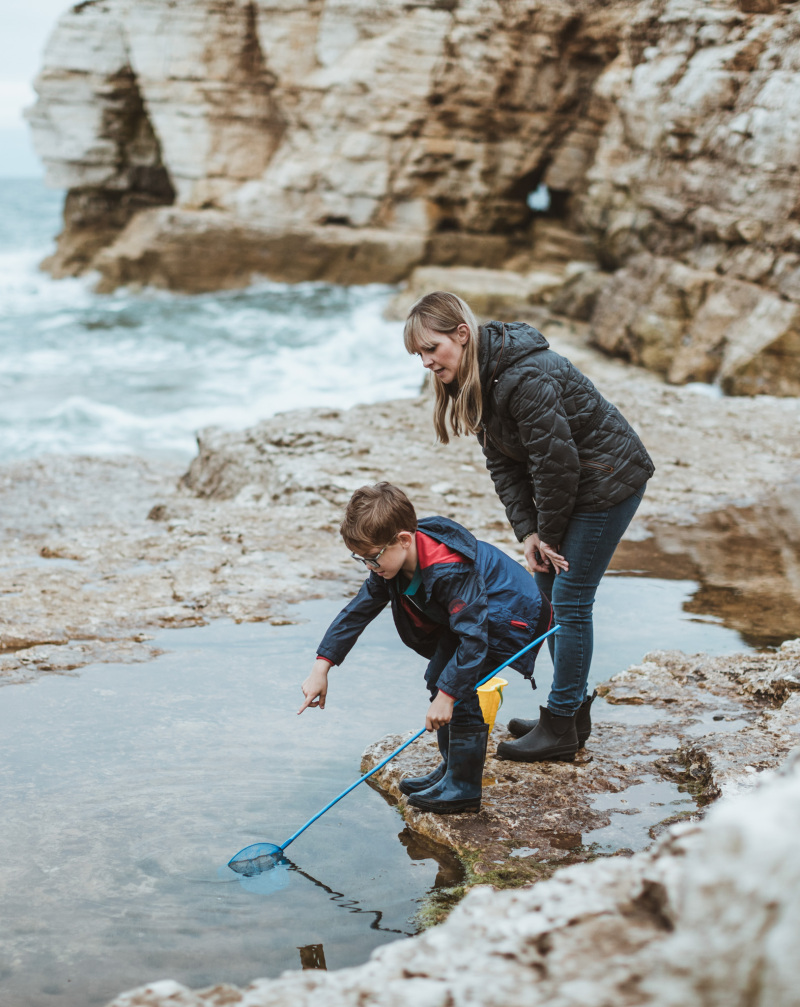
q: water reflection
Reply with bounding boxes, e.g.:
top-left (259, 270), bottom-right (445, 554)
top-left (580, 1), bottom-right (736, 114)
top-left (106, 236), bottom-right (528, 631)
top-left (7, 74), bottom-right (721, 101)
top-left (612, 483), bottom-right (800, 649)
top-left (0, 611), bottom-right (455, 1007)
top-left (2, 540), bottom-right (796, 1007)
top-left (223, 852), bottom-right (415, 936)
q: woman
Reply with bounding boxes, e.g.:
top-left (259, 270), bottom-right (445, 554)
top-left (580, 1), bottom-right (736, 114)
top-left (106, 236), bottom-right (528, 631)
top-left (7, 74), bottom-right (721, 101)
top-left (403, 291), bottom-right (654, 762)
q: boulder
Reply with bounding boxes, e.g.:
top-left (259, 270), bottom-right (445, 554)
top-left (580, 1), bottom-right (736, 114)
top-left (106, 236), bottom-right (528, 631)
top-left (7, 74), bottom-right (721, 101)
top-left (384, 265), bottom-right (566, 322)
top-left (590, 255), bottom-right (800, 394)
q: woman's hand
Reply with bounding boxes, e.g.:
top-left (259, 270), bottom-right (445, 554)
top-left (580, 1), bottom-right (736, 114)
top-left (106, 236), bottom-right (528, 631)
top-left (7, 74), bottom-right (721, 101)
top-left (523, 533), bottom-right (552, 573)
top-left (524, 533), bottom-right (569, 575)
top-left (426, 691), bottom-right (455, 731)
top-left (298, 659), bottom-right (331, 714)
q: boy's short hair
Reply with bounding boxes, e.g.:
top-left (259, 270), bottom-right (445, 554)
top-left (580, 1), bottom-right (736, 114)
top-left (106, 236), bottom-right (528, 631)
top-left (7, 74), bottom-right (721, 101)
top-left (341, 482), bottom-right (417, 552)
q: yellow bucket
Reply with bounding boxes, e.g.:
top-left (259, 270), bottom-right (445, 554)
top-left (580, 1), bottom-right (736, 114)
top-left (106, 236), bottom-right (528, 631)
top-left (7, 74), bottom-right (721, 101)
top-left (477, 677), bottom-right (508, 732)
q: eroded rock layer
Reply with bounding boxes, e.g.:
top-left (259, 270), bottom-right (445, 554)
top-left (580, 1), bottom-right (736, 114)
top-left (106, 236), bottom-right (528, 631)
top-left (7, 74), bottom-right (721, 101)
top-left (28, 0), bottom-right (800, 392)
top-left (584, 0), bottom-right (800, 395)
top-left (28, 0), bottom-right (620, 290)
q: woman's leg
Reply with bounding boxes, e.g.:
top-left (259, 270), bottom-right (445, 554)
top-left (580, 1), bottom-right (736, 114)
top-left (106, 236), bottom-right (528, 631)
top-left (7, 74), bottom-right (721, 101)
top-left (540, 485), bottom-right (646, 716)
top-left (534, 568), bottom-right (556, 660)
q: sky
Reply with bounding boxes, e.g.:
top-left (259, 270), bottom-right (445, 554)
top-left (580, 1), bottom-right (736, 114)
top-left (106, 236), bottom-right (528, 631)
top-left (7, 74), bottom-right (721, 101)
top-left (0, 2), bottom-right (74, 178)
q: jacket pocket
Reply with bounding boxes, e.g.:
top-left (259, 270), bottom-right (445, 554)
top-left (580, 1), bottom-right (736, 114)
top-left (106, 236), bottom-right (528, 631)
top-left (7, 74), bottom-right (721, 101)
top-left (488, 607), bottom-right (537, 656)
top-left (581, 460), bottom-right (615, 474)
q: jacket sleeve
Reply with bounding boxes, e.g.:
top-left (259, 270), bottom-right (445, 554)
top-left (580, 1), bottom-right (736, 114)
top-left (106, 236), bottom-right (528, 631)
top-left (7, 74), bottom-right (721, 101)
top-left (316, 573), bottom-right (390, 666)
top-left (429, 566), bottom-right (489, 701)
top-left (477, 432), bottom-right (538, 542)
top-left (507, 373), bottom-right (579, 546)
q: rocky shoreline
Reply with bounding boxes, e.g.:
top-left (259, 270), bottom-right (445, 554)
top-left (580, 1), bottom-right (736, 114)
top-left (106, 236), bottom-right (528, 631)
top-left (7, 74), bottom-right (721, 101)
top-left (3, 316), bottom-right (799, 686)
top-left (107, 747), bottom-right (800, 1007)
top-left (362, 641), bottom-right (800, 894)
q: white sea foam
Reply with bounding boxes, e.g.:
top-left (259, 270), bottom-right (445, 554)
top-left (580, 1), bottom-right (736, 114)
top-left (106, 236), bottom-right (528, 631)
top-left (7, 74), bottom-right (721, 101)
top-left (0, 180), bottom-right (426, 462)
top-left (0, 249), bottom-right (95, 316)
top-left (0, 247), bottom-right (420, 461)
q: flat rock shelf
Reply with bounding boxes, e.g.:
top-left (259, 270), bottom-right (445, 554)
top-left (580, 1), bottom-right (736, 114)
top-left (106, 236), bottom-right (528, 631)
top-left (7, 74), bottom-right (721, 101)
top-left (361, 642), bottom-right (800, 890)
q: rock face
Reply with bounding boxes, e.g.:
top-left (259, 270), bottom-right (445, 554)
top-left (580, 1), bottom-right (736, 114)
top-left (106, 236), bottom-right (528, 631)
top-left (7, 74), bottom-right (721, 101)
top-left (28, 0), bottom-right (621, 291)
top-left (583, 1), bottom-right (800, 394)
top-left (28, 0), bottom-right (800, 391)
top-left (107, 747), bottom-right (800, 1007)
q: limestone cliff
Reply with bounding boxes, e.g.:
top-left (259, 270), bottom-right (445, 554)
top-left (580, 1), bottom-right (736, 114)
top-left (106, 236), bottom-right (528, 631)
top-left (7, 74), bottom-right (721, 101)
top-left (583, 0), bottom-right (800, 395)
top-left (27, 0), bottom-right (800, 393)
top-left (27, 0), bottom-right (617, 289)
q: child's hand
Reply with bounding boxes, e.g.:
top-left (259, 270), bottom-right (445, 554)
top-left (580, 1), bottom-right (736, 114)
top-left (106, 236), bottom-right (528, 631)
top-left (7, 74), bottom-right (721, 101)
top-left (426, 691), bottom-right (455, 731)
top-left (298, 660), bottom-right (331, 714)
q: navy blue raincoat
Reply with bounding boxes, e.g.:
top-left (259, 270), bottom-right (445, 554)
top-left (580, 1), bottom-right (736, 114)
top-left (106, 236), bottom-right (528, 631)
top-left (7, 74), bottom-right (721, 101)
top-left (317, 516), bottom-right (550, 701)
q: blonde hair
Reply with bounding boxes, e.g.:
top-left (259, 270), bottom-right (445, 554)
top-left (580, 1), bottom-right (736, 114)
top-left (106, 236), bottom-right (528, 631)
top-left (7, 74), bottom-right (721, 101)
top-left (340, 482), bottom-right (417, 553)
top-left (403, 291), bottom-right (482, 444)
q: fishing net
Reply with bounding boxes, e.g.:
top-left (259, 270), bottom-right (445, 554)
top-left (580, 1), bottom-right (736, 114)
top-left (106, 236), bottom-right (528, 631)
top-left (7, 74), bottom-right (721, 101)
top-left (227, 842), bottom-right (286, 876)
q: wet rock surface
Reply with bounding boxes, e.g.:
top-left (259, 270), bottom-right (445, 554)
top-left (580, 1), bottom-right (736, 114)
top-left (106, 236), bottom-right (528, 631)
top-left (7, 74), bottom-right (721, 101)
top-left (361, 640), bottom-right (800, 884)
top-left (3, 320), bottom-right (800, 683)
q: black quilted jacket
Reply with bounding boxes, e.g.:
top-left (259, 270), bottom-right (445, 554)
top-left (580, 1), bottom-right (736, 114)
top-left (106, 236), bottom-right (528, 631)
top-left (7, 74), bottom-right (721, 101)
top-left (476, 321), bottom-right (654, 546)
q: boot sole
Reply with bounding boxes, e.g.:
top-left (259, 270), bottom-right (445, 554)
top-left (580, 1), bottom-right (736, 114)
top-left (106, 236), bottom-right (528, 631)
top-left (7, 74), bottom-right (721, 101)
top-left (507, 727), bottom-right (589, 748)
top-left (406, 798), bottom-right (481, 814)
top-left (496, 746), bottom-right (576, 763)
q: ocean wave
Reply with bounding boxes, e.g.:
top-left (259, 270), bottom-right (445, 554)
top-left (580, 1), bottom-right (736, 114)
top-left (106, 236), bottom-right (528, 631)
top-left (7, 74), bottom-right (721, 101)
top-left (0, 180), bottom-right (422, 463)
top-left (0, 271), bottom-right (420, 462)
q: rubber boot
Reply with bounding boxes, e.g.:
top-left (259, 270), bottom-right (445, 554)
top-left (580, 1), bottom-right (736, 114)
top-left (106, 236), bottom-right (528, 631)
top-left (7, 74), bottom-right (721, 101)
top-left (399, 726), bottom-right (449, 796)
top-left (507, 690), bottom-right (597, 748)
top-left (407, 723), bottom-right (488, 814)
top-left (496, 706), bottom-right (578, 762)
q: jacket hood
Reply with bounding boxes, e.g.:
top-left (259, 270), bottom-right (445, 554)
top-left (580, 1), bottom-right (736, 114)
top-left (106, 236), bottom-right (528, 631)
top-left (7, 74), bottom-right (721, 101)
top-left (477, 321), bottom-right (549, 388)
top-left (417, 516), bottom-right (477, 563)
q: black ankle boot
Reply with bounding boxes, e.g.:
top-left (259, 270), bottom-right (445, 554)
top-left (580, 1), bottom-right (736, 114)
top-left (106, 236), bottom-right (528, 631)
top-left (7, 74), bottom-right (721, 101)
top-left (496, 706), bottom-right (578, 762)
top-left (399, 726), bottom-right (449, 796)
top-left (507, 690), bottom-right (597, 748)
top-left (407, 723), bottom-right (488, 814)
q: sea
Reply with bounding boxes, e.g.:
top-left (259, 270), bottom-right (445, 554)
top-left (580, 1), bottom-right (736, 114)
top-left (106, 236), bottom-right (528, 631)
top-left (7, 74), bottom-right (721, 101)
top-left (0, 178), bottom-right (421, 463)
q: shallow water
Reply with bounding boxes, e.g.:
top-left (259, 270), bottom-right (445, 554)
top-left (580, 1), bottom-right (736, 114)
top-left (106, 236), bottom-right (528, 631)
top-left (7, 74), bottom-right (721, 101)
top-left (0, 606), bottom-right (462, 1006)
top-left (0, 572), bottom-right (761, 1007)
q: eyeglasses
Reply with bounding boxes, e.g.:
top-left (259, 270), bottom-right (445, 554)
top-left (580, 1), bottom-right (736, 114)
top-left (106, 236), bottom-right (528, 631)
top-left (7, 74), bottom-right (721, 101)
top-left (350, 542), bottom-right (392, 570)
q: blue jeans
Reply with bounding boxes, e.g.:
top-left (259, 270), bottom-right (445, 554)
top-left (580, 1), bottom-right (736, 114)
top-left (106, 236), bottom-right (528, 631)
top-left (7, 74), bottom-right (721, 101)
top-left (534, 484), bottom-right (646, 716)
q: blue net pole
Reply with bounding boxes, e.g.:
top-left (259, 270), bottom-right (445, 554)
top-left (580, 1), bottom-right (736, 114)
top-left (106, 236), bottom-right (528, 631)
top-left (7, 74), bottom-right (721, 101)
top-left (276, 623), bottom-right (559, 853)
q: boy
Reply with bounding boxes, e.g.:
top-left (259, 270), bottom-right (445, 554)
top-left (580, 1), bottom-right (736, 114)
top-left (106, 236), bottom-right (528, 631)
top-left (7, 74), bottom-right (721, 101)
top-left (299, 483), bottom-right (551, 814)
